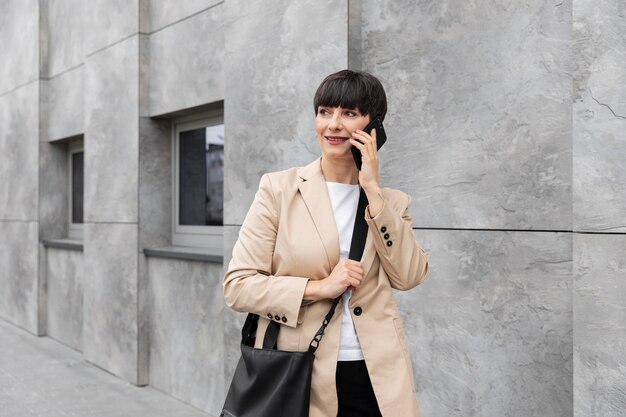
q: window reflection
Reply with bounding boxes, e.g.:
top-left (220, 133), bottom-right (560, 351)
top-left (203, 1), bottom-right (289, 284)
top-left (179, 124), bottom-right (224, 226)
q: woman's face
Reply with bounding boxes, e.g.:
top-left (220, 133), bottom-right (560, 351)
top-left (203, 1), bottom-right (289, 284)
top-left (315, 105), bottom-right (371, 161)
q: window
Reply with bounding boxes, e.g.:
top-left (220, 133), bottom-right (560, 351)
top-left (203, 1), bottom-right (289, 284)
top-left (172, 110), bottom-right (224, 250)
top-left (68, 140), bottom-right (84, 240)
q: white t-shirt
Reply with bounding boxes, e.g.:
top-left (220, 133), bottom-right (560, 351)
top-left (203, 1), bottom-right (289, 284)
top-left (325, 181), bottom-right (365, 361)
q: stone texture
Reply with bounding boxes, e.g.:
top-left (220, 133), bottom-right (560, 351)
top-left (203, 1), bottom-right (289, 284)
top-left (0, 221), bottom-right (39, 333)
top-left (138, 116), bottom-right (172, 250)
top-left (0, 83), bottom-right (40, 222)
top-left (48, 66), bottom-right (84, 141)
top-left (0, 0), bottom-right (39, 94)
top-left (84, 36), bottom-right (139, 223)
top-left (82, 222), bottom-right (139, 383)
top-left (397, 229), bottom-right (572, 417)
top-left (46, 247), bottom-right (83, 351)
top-left (148, 257), bottom-right (224, 415)
top-left (574, 234), bottom-right (626, 417)
top-left (149, 3), bottom-right (225, 116)
top-left (46, 0), bottom-right (84, 77)
top-left (358, 0), bottom-right (573, 231)
top-left (222, 225), bottom-right (244, 389)
top-left (149, 0), bottom-right (223, 33)
top-left (83, 0), bottom-right (139, 55)
top-left (223, 0), bottom-right (348, 225)
top-left (573, 0), bottom-right (626, 233)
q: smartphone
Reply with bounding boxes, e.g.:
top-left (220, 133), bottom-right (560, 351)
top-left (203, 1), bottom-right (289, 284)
top-left (351, 117), bottom-right (387, 170)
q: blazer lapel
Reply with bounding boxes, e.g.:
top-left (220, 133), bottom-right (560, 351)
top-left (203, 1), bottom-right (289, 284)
top-left (297, 157), bottom-right (340, 273)
top-left (297, 156), bottom-right (379, 277)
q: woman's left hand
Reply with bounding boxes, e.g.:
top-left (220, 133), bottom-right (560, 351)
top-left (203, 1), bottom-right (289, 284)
top-left (349, 127), bottom-right (381, 192)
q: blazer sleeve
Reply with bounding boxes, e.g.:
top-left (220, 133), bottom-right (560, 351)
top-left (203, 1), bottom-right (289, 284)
top-left (223, 173), bottom-right (308, 328)
top-left (364, 189), bottom-right (429, 290)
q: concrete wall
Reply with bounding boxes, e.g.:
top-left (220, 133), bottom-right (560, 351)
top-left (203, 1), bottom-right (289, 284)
top-left (0, 0), bottom-right (41, 334)
top-left (46, 248), bottom-right (83, 351)
top-left (1, 0), bottom-right (624, 415)
top-left (148, 258), bottom-right (224, 416)
top-left (573, 0), bottom-right (626, 416)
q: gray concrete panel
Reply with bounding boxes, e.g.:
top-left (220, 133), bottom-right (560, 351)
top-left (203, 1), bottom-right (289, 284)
top-left (0, 221), bottom-right (39, 333)
top-left (83, 0), bottom-right (139, 55)
top-left (222, 225), bottom-right (243, 389)
top-left (149, 4), bottom-right (225, 117)
top-left (359, 0), bottom-right (573, 231)
top-left (138, 117), bottom-right (172, 250)
top-left (149, 0), bottom-right (223, 33)
top-left (39, 141), bottom-right (70, 242)
top-left (47, 0), bottom-right (84, 77)
top-left (48, 66), bottom-right (84, 141)
top-left (223, 0), bottom-right (348, 224)
top-left (574, 234), bottom-right (626, 417)
top-left (84, 37), bottom-right (139, 223)
top-left (46, 247), bottom-right (83, 351)
top-left (0, 0), bottom-right (39, 94)
top-left (83, 222), bottom-right (139, 383)
top-left (0, 83), bottom-right (40, 221)
top-left (148, 257), bottom-right (225, 415)
top-left (397, 229), bottom-right (572, 417)
top-left (573, 0), bottom-right (626, 233)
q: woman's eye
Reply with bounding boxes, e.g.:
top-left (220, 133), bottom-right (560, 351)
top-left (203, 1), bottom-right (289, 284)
top-left (346, 111), bottom-right (357, 117)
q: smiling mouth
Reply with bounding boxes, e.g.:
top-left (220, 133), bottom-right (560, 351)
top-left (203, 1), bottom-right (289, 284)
top-left (325, 136), bottom-right (349, 142)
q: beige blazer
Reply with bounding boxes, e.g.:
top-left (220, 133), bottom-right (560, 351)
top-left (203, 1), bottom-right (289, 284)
top-left (224, 156), bottom-right (429, 417)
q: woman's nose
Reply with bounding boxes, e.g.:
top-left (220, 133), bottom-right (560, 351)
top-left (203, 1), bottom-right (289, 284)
top-left (328, 112), bottom-right (342, 130)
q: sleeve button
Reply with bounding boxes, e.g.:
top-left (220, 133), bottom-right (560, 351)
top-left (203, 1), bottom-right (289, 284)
top-left (384, 233), bottom-right (390, 240)
top-left (381, 226), bottom-right (387, 233)
top-left (274, 315), bottom-right (280, 321)
top-left (386, 240), bottom-right (393, 247)
top-left (267, 313), bottom-right (273, 319)
top-left (281, 316), bottom-right (288, 323)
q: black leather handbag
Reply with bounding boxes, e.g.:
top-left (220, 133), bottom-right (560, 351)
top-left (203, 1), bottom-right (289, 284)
top-left (221, 187), bottom-right (369, 417)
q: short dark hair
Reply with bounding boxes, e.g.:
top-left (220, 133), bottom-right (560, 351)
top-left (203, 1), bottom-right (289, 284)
top-left (313, 70), bottom-right (388, 122)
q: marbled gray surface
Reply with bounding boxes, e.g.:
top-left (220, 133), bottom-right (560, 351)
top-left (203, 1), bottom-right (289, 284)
top-left (0, 82), bottom-right (40, 221)
top-left (46, 247), bottom-right (83, 351)
top-left (573, 0), bottom-right (626, 233)
top-left (82, 222), bottom-right (140, 383)
top-left (46, 0), bottom-right (84, 77)
top-left (83, 0), bottom-right (139, 55)
top-left (149, 2), bottom-right (225, 117)
top-left (38, 140), bottom-right (70, 244)
top-left (138, 117), bottom-right (172, 250)
top-left (358, 0), bottom-right (573, 231)
top-left (222, 225), bottom-right (244, 389)
top-left (0, 221), bottom-right (39, 333)
top-left (148, 257), bottom-right (224, 415)
top-left (149, 0), bottom-right (223, 32)
top-left (0, 0), bottom-right (39, 94)
top-left (47, 66), bottom-right (84, 141)
top-left (223, 0), bottom-right (347, 225)
top-left (398, 229), bottom-right (572, 417)
top-left (574, 234), bottom-right (626, 417)
top-left (84, 36), bottom-right (139, 223)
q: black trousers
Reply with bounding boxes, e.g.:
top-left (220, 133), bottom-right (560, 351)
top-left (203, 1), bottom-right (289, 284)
top-left (336, 360), bottom-right (383, 417)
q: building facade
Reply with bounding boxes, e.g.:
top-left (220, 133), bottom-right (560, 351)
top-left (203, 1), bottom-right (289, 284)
top-left (0, 1), bottom-right (624, 416)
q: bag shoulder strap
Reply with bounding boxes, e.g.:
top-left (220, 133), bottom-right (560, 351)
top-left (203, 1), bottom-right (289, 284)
top-left (308, 186), bottom-right (369, 353)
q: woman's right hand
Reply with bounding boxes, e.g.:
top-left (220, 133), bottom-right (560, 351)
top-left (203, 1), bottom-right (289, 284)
top-left (304, 259), bottom-right (364, 301)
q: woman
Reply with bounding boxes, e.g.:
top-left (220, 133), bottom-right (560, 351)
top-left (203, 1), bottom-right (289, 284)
top-left (223, 70), bottom-right (429, 417)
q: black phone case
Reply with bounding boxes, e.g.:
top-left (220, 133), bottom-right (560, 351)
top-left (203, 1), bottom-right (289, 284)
top-left (351, 117), bottom-right (387, 170)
